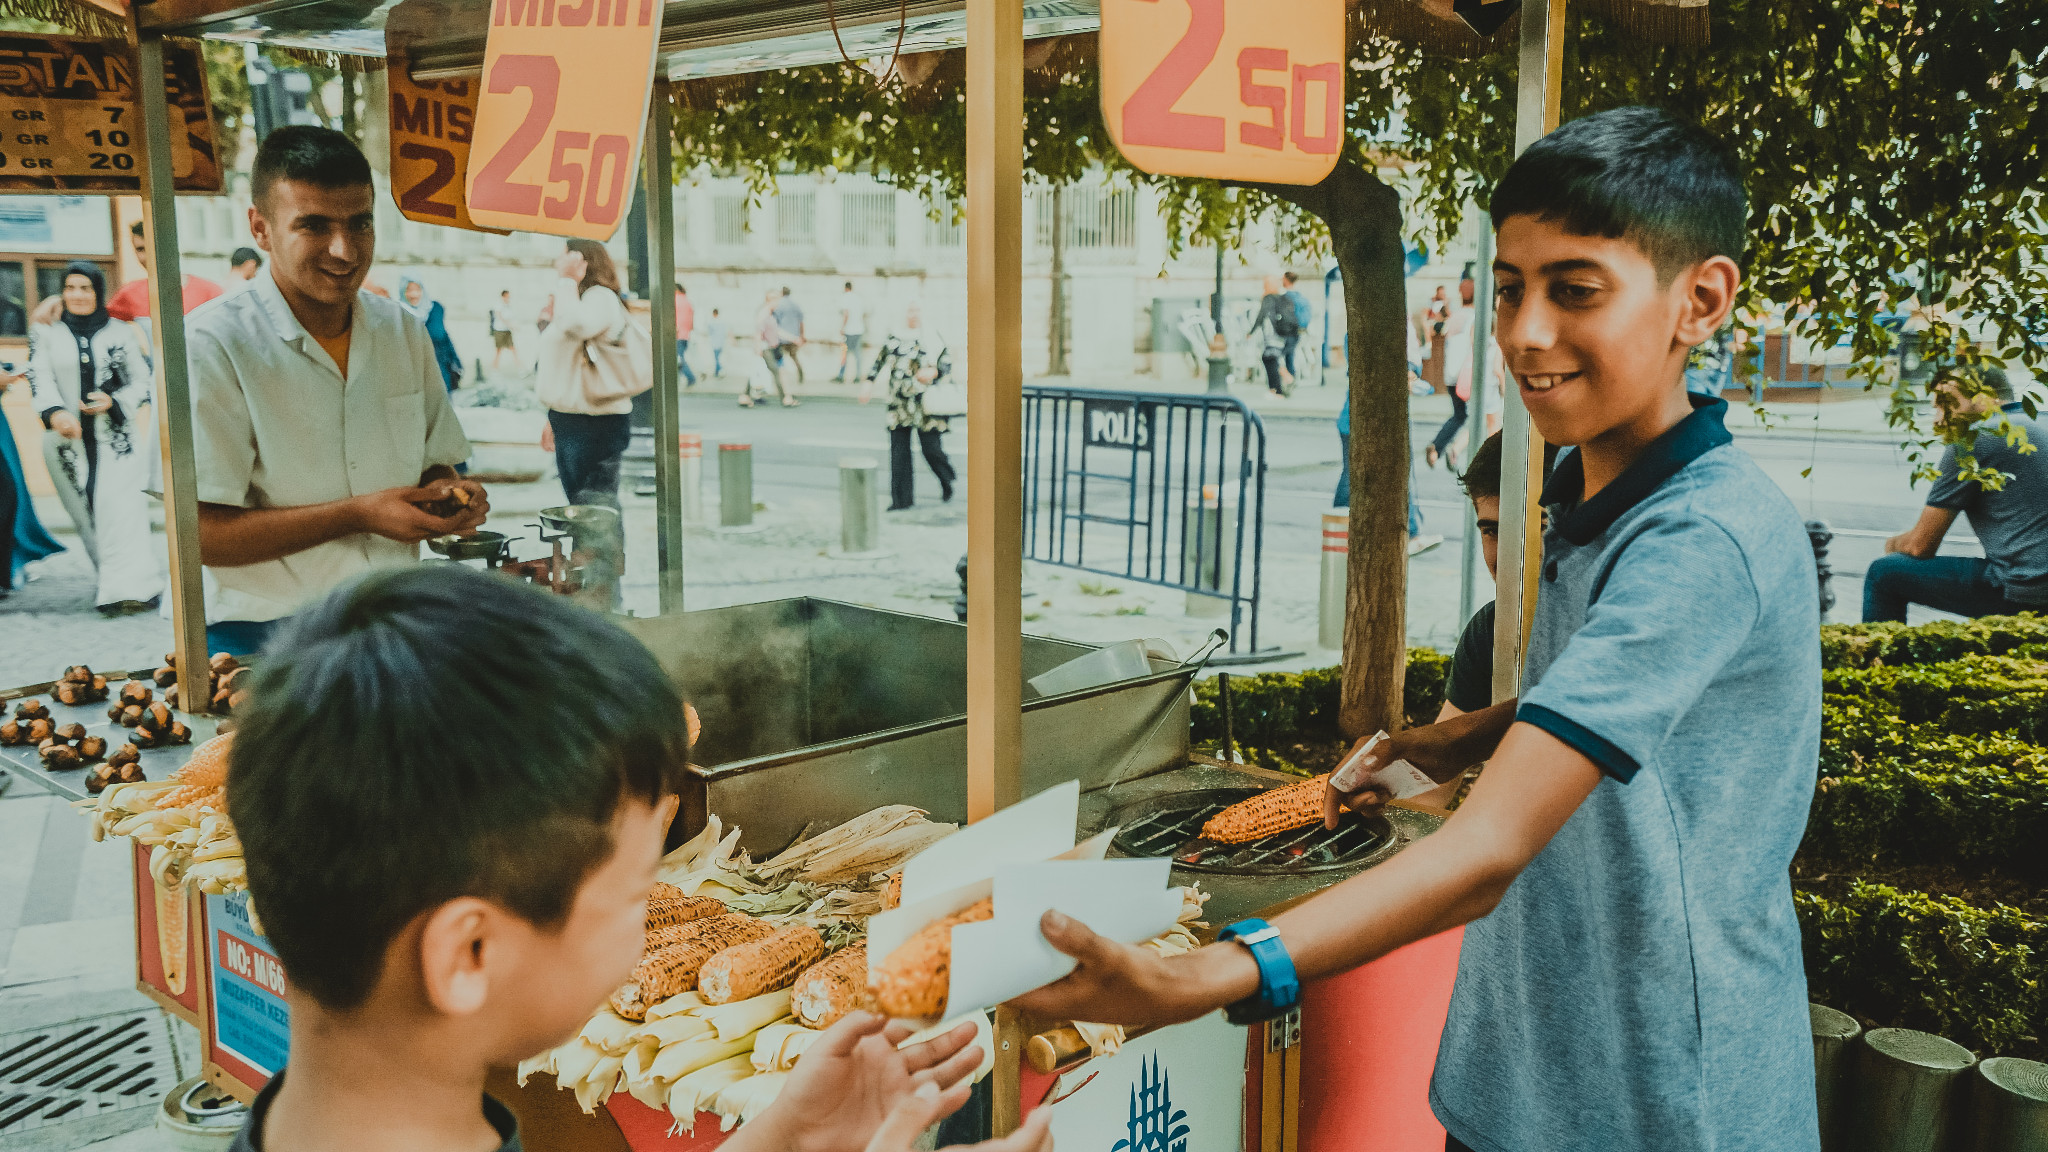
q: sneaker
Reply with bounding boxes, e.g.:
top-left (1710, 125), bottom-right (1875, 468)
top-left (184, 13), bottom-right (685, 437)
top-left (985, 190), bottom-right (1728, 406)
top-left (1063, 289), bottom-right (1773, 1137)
top-left (1407, 534), bottom-right (1444, 557)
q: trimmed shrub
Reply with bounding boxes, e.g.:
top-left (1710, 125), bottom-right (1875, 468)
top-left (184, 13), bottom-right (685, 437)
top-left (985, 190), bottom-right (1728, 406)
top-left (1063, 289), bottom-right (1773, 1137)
top-left (1823, 653), bottom-right (2048, 740)
top-left (1189, 650), bottom-right (1451, 773)
top-left (1806, 760), bottom-right (2048, 877)
top-left (1821, 615), bottom-right (2048, 670)
top-left (1796, 881), bottom-right (2044, 1056)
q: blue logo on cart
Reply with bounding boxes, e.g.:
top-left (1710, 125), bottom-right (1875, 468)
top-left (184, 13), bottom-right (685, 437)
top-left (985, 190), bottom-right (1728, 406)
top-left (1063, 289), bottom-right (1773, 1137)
top-left (1112, 1054), bottom-right (1191, 1152)
top-left (207, 891), bottom-right (289, 1077)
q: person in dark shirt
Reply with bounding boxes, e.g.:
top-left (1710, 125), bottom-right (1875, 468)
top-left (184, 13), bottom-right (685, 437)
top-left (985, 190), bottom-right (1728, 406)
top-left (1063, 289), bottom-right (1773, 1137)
top-left (1443, 430), bottom-right (1504, 718)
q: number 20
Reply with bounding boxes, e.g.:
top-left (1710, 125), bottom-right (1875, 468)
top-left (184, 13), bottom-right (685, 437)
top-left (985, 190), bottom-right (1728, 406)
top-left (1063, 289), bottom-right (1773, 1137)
top-left (1121, 0), bottom-right (1341, 156)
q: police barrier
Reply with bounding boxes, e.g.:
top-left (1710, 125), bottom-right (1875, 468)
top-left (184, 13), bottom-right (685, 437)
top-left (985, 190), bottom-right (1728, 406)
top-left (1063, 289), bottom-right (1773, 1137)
top-left (1022, 386), bottom-right (1268, 654)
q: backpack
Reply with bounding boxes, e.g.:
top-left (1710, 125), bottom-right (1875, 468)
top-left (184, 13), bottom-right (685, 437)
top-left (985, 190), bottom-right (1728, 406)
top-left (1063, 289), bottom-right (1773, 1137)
top-left (1271, 309), bottom-right (1299, 339)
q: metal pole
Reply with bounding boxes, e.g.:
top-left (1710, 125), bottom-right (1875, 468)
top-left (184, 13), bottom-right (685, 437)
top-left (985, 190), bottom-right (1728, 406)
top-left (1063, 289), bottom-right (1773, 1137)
top-left (1458, 222), bottom-right (1494, 626)
top-left (718, 443), bottom-right (753, 527)
top-left (1490, 0), bottom-right (1565, 706)
top-left (1206, 242), bottom-right (1231, 393)
top-left (642, 77), bottom-right (683, 613)
top-left (135, 33), bottom-right (207, 714)
top-left (838, 457), bottom-right (881, 555)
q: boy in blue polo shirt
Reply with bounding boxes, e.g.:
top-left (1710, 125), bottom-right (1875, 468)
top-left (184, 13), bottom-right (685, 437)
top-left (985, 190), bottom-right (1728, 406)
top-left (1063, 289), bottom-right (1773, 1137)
top-left (1016, 106), bottom-right (1822, 1152)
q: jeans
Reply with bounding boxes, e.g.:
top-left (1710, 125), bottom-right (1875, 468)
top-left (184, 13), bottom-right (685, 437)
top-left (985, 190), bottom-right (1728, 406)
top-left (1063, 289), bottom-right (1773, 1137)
top-left (889, 426), bottom-right (955, 508)
top-left (548, 411), bottom-right (630, 510)
top-left (1431, 391), bottom-right (1469, 457)
top-left (1263, 351), bottom-right (1285, 394)
top-left (712, 348), bottom-right (724, 376)
top-left (1333, 431), bottom-right (1422, 536)
top-left (207, 618), bottom-right (286, 659)
top-left (1282, 332), bottom-right (1301, 376)
top-left (675, 338), bottom-right (697, 386)
top-left (838, 334), bottom-right (864, 380)
top-left (1863, 553), bottom-right (2034, 622)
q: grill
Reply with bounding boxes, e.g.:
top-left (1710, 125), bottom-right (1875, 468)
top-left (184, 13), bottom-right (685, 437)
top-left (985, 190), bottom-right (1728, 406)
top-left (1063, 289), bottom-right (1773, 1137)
top-left (0, 1011), bottom-right (175, 1136)
top-left (1109, 787), bottom-right (1392, 875)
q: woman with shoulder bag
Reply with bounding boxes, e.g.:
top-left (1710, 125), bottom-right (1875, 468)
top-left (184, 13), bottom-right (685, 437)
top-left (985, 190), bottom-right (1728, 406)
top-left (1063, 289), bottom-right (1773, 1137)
top-left (28, 261), bottom-right (164, 613)
top-left (535, 240), bottom-right (650, 513)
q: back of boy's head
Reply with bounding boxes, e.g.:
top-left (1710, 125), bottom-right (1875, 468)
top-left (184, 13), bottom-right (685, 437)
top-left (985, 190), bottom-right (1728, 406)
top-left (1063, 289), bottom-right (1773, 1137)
top-left (1490, 106), bottom-right (1746, 283)
top-left (1460, 431), bottom-right (1505, 503)
top-left (228, 565), bottom-right (692, 1011)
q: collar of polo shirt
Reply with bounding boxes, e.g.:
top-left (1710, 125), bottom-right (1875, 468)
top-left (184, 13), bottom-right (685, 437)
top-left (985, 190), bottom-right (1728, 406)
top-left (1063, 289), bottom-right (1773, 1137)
top-left (1541, 393), bottom-right (1734, 546)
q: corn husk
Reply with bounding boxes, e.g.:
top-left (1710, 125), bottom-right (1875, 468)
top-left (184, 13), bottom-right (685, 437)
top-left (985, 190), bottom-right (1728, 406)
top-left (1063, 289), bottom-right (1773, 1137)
top-left (751, 1022), bottom-right (822, 1072)
top-left (573, 1053), bottom-right (623, 1113)
top-left (711, 1070), bottom-right (788, 1130)
top-left (635, 1013), bottom-right (716, 1047)
top-left (757, 805), bottom-right (942, 879)
top-left (516, 1047), bottom-right (557, 1087)
top-left (648, 1031), bottom-right (758, 1082)
top-left (691, 989), bottom-right (791, 1041)
top-left (665, 1054), bottom-right (755, 1134)
top-left (551, 1037), bottom-right (605, 1086)
top-left (646, 991), bottom-right (708, 1020)
top-left (579, 1009), bottom-right (641, 1053)
top-left (796, 821), bottom-right (958, 885)
top-left (721, 883), bottom-right (821, 917)
top-left (658, 817), bottom-right (765, 895)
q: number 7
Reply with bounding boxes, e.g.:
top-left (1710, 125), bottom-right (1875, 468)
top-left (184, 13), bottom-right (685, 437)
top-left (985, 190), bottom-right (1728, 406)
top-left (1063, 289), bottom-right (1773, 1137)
top-left (102, 106), bottom-right (123, 123)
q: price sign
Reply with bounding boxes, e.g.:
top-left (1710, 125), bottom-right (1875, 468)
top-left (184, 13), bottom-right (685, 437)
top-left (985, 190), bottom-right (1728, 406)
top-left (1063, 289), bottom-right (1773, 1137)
top-left (463, 0), bottom-right (662, 239)
top-left (1100, 0), bottom-right (1344, 186)
top-left (387, 63), bottom-right (502, 233)
top-left (0, 35), bottom-right (221, 194)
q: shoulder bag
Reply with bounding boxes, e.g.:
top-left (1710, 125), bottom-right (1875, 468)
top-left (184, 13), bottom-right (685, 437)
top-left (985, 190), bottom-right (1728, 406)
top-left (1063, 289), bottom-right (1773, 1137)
top-left (575, 303), bottom-right (655, 407)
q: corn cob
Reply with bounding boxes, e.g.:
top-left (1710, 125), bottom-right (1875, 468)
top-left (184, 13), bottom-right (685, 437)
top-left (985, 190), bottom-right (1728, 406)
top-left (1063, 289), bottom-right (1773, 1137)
top-left (698, 925), bottom-right (825, 1005)
top-left (1198, 774), bottom-right (1331, 845)
top-left (171, 733), bottom-right (233, 788)
top-left (611, 915), bottom-right (776, 1020)
top-left (870, 897), bottom-right (994, 1019)
top-left (649, 881), bottom-right (692, 903)
top-left (792, 946), bottom-right (867, 1028)
top-left (882, 871), bottom-right (903, 910)
top-left (646, 893), bottom-right (727, 931)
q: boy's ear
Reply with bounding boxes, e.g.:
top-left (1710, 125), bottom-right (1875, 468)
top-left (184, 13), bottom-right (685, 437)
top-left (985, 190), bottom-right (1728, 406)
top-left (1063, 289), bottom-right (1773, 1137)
top-left (1673, 255), bottom-right (1741, 349)
top-left (417, 897), bottom-right (498, 1017)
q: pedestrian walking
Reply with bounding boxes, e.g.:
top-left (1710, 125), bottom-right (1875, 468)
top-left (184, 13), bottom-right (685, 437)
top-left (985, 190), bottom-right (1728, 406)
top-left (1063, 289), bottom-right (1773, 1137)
top-left (704, 308), bottom-right (728, 377)
top-left (1281, 271), bottom-right (1310, 378)
top-left (772, 286), bottom-right (806, 384)
top-left (674, 284), bottom-right (697, 387)
top-left (488, 290), bottom-right (517, 371)
top-left (1254, 276), bottom-right (1294, 396)
top-left (223, 247), bottom-right (262, 297)
top-left (835, 280), bottom-right (869, 384)
top-left (398, 276), bottom-right (462, 392)
top-left (870, 307), bottom-right (957, 509)
top-left (748, 289), bottom-right (799, 407)
top-left (1424, 326), bottom-right (1496, 469)
top-left (28, 260), bottom-right (164, 613)
top-left (535, 239), bottom-right (647, 522)
top-left (0, 364), bottom-right (63, 599)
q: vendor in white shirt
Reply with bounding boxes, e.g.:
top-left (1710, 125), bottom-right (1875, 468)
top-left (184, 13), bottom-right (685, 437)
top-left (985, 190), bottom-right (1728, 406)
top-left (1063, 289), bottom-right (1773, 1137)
top-left (190, 126), bottom-right (488, 657)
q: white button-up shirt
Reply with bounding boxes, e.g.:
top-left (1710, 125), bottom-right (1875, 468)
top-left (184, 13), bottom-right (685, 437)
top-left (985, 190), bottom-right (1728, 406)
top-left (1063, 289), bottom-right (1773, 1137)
top-left (189, 270), bottom-right (471, 623)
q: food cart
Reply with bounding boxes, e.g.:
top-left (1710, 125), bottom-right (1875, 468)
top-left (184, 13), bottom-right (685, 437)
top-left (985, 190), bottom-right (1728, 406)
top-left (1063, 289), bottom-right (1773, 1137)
top-left (0, 0), bottom-right (1592, 1146)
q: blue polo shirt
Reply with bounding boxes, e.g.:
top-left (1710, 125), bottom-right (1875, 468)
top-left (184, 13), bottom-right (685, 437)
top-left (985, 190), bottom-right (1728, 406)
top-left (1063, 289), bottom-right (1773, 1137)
top-left (1431, 396), bottom-right (1822, 1152)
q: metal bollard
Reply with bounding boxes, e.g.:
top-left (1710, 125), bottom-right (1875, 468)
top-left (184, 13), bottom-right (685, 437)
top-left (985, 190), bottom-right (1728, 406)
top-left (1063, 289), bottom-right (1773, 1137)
top-left (1183, 484), bottom-right (1234, 617)
top-left (680, 432), bottom-right (704, 524)
top-left (1811, 1003), bottom-right (1862, 1151)
top-left (1807, 519), bottom-right (1835, 621)
top-left (839, 457), bottom-right (883, 556)
top-left (1849, 1028), bottom-right (1976, 1152)
top-left (718, 442), bottom-right (754, 528)
top-left (1969, 1057), bottom-right (2048, 1152)
top-left (1318, 512), bottom-right (1347, 650)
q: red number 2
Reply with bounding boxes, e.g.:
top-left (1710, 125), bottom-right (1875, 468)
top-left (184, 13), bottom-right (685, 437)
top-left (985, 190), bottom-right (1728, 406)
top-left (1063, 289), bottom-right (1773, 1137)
top-left (470, 54), bottom-right (558, 215)
top-left (1122, 0), bottom-right (1224, 152)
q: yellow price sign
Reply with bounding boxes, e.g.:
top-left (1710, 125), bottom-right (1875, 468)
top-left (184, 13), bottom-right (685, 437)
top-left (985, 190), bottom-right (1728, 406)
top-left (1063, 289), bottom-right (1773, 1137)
top-left (463, 0), bottom-right (662, 239)
top-left (387, 65), bottom-right (502, 233)
top-left (1100, 0), bottom-right (1345, 186)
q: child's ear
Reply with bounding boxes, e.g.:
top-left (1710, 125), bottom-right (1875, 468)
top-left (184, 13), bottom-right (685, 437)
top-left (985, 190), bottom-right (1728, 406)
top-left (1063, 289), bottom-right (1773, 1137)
top-left (417, 897), bottom-right (496, 1016)
top-left (1674, 255), bottom-right (1741, 348)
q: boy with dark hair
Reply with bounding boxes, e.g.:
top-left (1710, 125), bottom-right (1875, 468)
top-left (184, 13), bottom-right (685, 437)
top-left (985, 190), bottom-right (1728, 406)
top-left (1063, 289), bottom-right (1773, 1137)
top-left (1440, 431), bottom-right (1504, 719)
top-left (1019, 105), bottom-right (1822, 1152)
top-left (228, 564), bottom-right (1048, 1152)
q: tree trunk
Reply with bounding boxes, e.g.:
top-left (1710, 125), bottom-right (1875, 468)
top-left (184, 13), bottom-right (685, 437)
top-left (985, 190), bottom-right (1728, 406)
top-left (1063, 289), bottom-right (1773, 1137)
top-left (1048, 184), bottom-right (1069, 376)
top-left (1253, 159), bottom-right (1410, 738)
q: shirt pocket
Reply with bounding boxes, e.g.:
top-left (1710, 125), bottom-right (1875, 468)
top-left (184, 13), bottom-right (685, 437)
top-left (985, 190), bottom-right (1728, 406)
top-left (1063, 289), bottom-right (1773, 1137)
top-left (384, 392), bottom-right (427, 481)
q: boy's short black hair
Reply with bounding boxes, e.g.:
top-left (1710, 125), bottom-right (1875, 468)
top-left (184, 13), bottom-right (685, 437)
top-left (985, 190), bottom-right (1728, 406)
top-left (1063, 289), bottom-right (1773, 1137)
top-left (252, 125), bottom-right (373, 213)
top-left (230, 247), bottom-right (261, 267)
top-left (1490, 106), bottom-right (1746, 281)
top-left (228, 566), bottom-right (692, 1011)
top-left (1459, 431), bottom-right (1505, 503)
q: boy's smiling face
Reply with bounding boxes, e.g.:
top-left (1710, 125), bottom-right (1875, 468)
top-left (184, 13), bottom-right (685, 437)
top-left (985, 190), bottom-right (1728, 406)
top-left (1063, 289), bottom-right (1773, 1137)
top-left (1493, 214), bottom-right (1736, 455)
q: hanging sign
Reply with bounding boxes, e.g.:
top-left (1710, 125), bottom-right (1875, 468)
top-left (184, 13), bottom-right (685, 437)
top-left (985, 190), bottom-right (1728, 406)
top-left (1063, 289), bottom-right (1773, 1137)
top-left (0, 34), bottom-right (222, 194)
top-left (387, 62), bottom-right (502, 232)
top-left (463, 0), bottom-right (662, 239)
top-left (1100, 0), bottom-right (1345, 185)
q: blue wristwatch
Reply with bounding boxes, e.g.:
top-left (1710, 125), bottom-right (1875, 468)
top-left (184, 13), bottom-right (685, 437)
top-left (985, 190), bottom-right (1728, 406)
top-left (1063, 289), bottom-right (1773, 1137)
top-left (1217, 918), bottom-right (1300, 1025)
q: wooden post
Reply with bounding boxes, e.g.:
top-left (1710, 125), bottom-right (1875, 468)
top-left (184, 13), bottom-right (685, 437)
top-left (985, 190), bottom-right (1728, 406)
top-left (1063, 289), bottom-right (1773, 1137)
top-left (1849, 1027), bottom-right (1976, 1151)
top-left (641, 76), bottom-right (684, 614)
top-left (967, 0), bottom-right (1024, 1135)
top-left (134, 33), bottom-right (207, 712)
top-left (1811, 1003), bottom-right (1862, 1151)
top-left (1489, 0), bottom-right (1566, 704)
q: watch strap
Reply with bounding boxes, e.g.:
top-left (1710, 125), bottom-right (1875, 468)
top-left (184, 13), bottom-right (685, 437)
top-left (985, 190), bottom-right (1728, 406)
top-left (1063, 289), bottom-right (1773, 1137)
top-left (1218, 918), bottom-right (1300, 1025)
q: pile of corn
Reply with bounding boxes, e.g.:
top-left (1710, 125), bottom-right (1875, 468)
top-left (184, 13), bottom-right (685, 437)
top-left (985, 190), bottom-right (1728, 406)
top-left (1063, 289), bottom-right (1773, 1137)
top-left (82, 733), bottom-right (245, 895)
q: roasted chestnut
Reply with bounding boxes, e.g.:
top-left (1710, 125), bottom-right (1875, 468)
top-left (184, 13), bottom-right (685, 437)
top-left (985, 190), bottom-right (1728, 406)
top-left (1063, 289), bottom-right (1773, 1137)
top-left (209, 653), bottom-right (239, 675)
top-left (85, 763), bottom-right (117, 793)
top-left (119, 682), bottom-right (152, 706)
top-left (119, 704), bottom-right (143, 727)
top-left (165, 721), bottom-right (192, 745)
top-left (0, 720), bottom-right (21, 745)
top-left (26, 718), bottom-right (53, 743)
top-left (153, 666), bottom-right (178, 688)
top-left (55, 722), bottom-right (85, 742)
top-left (55, 683), bottom-right (84, 706)
top-left (78, 734), bottom-right (107, 760)
top-left (15, 699), bottom-right (50, 721)
top-left (90, 675), bottom-right (107, 693)
top-left (42, 744), bottom-right (81, 770)
top-left (108, 743), bottom-right (141, 767)
top-left (116, 761), bottom-right (146, 783)
top-left (62, 664), bottom-right (93, 683)
top-left (145, 702), bottom-right (172, 730)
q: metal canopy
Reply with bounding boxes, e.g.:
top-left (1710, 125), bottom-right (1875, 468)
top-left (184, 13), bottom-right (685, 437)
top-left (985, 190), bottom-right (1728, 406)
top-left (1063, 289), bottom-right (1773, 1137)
top-left (136, 0), bottom-right (1097, 79)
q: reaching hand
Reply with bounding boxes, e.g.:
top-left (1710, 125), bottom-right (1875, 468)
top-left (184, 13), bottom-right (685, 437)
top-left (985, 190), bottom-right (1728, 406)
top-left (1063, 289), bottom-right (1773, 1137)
top-left (866, 1082), bottom-right (1055, 1152)
top-left (351, 485), bottom-right (469, 544)
top-left (50, 410), bottom-right (83, 439)
top-left (734, 1012), bottom-right (983, 1152)
top-left (1009, 912), bottom-right (1245, 1028)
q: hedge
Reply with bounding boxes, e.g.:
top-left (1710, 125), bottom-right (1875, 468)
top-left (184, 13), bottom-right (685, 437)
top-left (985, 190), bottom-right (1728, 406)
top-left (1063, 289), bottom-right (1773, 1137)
top-left (1805, 761), bottom-right (2048, 878)
top-left (1188, 650), bottom-right (1451, 773)
top-left (1821, 614), bottom-right (2048, 670)
top-left (1825, 653), bottom-right (2048, 740)
top-left (1795, 881), bottom-right (2044, 1056)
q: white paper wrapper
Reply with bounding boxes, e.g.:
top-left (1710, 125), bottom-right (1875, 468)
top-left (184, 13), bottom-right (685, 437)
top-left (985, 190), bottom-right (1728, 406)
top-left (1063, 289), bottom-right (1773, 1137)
top-left (1331, 731), bottom-right (1438, 799)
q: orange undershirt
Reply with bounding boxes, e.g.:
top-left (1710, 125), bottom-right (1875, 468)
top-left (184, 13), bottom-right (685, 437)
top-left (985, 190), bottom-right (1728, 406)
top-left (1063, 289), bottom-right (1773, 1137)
top-left (312, 327), bottom-right (351, 379)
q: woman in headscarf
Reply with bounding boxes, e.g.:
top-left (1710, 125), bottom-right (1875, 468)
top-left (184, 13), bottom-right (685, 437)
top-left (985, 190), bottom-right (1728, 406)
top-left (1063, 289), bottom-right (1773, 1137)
top-left (0, 363), bottom-right (64, 599)
top-left (28, 261), bottom-right (164, 613)
top-left (399, 276), bottom-right (463, 391)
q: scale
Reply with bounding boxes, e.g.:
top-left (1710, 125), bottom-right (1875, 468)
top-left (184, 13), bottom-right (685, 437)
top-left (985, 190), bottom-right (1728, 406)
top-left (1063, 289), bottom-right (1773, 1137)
top-left (425, 502), bottom-right (621, 609)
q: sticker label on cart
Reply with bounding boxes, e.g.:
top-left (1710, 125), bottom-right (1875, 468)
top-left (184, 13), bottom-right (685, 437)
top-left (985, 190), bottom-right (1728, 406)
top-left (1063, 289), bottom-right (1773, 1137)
top-left (1046, 1011), bottom-right (1242, 1152)
top-left (207, 891), bottom-right (289, 1082)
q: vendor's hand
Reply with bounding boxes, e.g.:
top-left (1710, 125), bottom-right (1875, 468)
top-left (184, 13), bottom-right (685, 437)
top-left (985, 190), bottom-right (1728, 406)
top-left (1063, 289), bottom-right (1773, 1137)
top-left (866, 1082), bottom-right (1053, 1152)
top-left (1010, 911), bottom-right (1256, 1028)
top-left (50, 410), bottom-right (83, 439)
top-left (80, 391), bottom-right (113, 416)
top-left (1325, 706), bottom-right (1514, 829)
top-left (419, 478), bottom-right (491, 533)
top-left (736, 1013), bottom-right (984, 1152)
top-left (540, 422), bottom-right (555, 453)
top-left (351, 485), bottom-right (467, 544)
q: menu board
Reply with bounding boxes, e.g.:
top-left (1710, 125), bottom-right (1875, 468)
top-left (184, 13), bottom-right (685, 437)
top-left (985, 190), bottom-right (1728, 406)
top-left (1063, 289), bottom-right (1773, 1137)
top-left (205, 891), bottom-right (287, 1097)
top-left (0, 35), bottom-right (222, 193)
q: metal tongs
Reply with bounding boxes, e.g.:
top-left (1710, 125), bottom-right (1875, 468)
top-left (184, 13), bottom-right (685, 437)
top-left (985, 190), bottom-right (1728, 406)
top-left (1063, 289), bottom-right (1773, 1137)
top-left (1098, 628), bottom-right (1230, 794)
